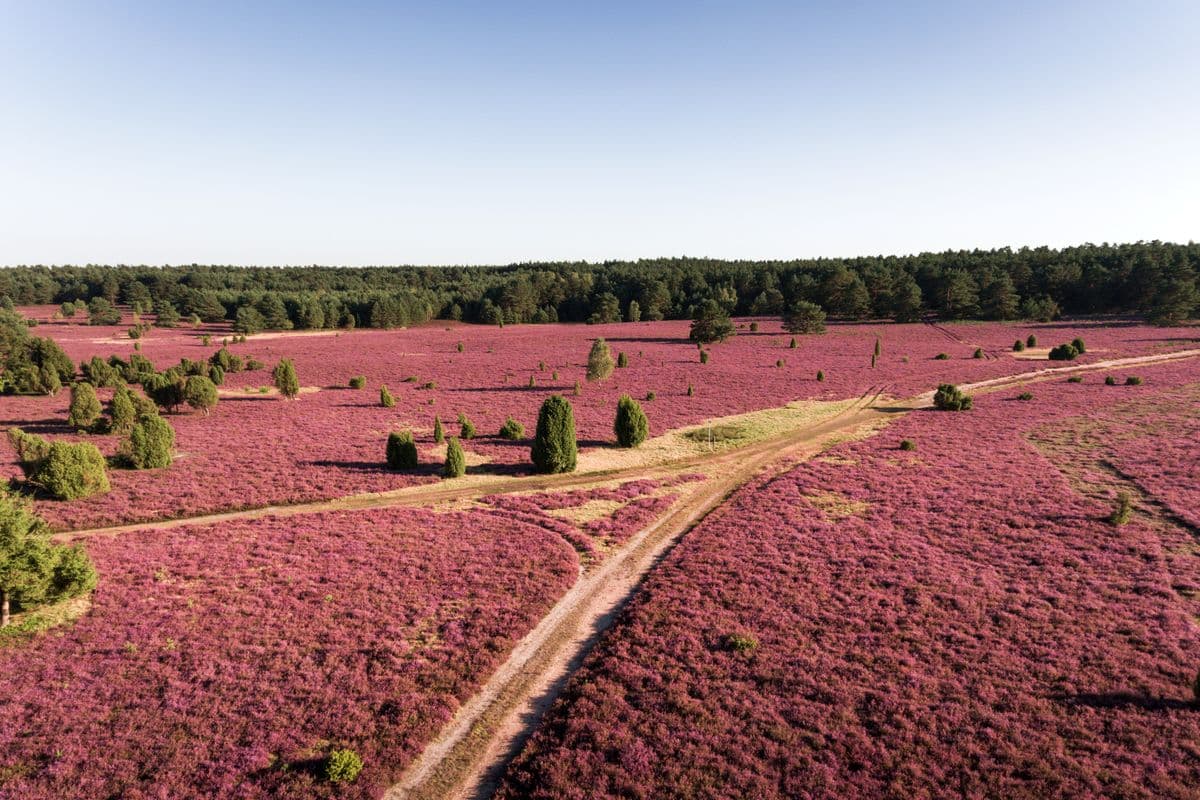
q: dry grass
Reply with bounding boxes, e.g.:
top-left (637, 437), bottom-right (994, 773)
top-left (0, 595), bottom-right (92, 645)
top-left (804, 490), bottom-right (870, 519)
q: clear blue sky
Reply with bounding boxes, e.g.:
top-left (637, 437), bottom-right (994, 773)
top-left (1, 1), bottom-right (1196, 266)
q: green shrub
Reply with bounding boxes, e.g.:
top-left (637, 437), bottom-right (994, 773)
top-left (108, 385), bottom-right (138, 434)
top-left (899, 439), bottom-right (916, 451)
top-left (972, 348), bottom-right (984, 359)
top-left (67, 382), bottom-right (102, 430)
top-left (443, 437), bottom-right (466, 478)
top-left (1067, 375), bottom-right (1083, 383)
top-left (325, 748), bottom-right (363, 784)
top-left (934, 352), bottom-right (950, 360)
top-left (531, 395), bottom-right (577, 474)
top-left (933, 383), bottom-right (972, 411)
top-left (209, 347), bottom-right (243, 373)
top-left (126, 415), bottom-right (175, 469)
top-left (34, 442), bottom-right (110, 499)
top-left (432, 415), bottom-right (445, 443)
top-left (245, 359), bottom-right (265, 371)
top-left (1017, 392), bottom-right (1033, 401)
top-left (183, 375), bottom-right (218, 415)
top-left (614, 395), bottom-right (649, 448)
top-left (1125, 375), bottom-right (1142, 385)
top-left (816, 370), bottom-right (825, 382)
top-left (586, 338), bottom-right (614, 382)
top-left (349, 375), bottom-right (366, 389)
top-left (1026, 334), bottom-right (1037, 347)
top-left (386, 430), bottom-right (418, 469)
top-left (1105, 375), bottom-right (1117, 386)
top-left (458, 413), bottom-right (476, 439)
top-left (1013, 339), bottom-right (1025, 352)
top-left (456, 341), bottom-right (464, 352)
top-left (699, 350), bottom-right (709, 364)
top-left (645, 390), bottom-right (656, 401)
top-left (776, 359), bottom-right (784, 368)
top-left (1109, 491), bottom-right (1133, 526)
top-left (789, 336), bottom-right (797, 349)
top-left (725, 632), bottom-right (759, 654)
top-left (380, 385), bottom-right (395, 408)
top-left (687, 383), bottom-right (694, 397)
top-left (208, 365), bottom-right (225, 386)
top-left (617, 351), bottom-right (628, 368)
top-left (1071, 337), bottom-right (1086, 354)
top-left (528, 375), bottom-right (536, 388)
top-left (781, 299), bottom-right (826, 335)
top-left (1048, 343), bottom-right (1078, 361)
top-left (8, 429), bottom-right (51, 477)
top-left (572, 380), bottom-right (582, 397)
top-left (689, 299), bottom-right (735, 344)
top-left (272, 358), bottom-right (300, 399)
top-left (498, 416), bottom-right (524, 440)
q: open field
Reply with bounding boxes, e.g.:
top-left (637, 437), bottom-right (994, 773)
top-left (495, 358), bottom-right (1200, 800)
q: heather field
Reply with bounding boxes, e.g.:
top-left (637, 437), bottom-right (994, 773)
top-left (4, 309), bottom-right (1195, 531)
top-left (0, 472), bottom-right (694, 800)
top-left (499, 359), bottom-right (1200, 800)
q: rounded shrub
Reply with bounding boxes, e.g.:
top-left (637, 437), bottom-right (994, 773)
top-left (34, 441), bottom-right (110, 499)
top-left (614, 395), bottom-right (649, 448)
top-left (645, 391), bottom-right (656, 401)
top-left (972, 348), bottom-right (984, 359)
top-left (386, 430), bottom-right (418, 470)
top-left (1017, 391), bottom-right (1033, 401)
top-left (933, 383), bottom-right (973, 411)
top-left (443, 437), bottom-right (466, 478)
top-left (127, 415), bottom-right (175, 469)
top-left (1105, 375), bottom-right (1117, 386)
top-left (1067, 375), bottom-right (1083, 383)
top-left (1026, 334), bottom-right (1037, 347)
top-left (899, 439), bottom-right (916, 451)
top-left (325, 749), bottom-right (363, 784)
top-left (1013, 339), bottom-right (1025, 352)
top-left (776, 359), bottom-right (784, 368)
top-left (109, 385), bottom-right (138, 434)
top-left (498, 416), bottom-right (524, 440)
top-left (1048, 343), bottom-right (1078, 361)
top-left (1125, 375), bottom-right (1142, 385)
top-left (531, 395), bottom-right (577, 474)
top-left (934, 352), bottom-right (950, 360)
top-left (725, 632), bottom-right (759, 654)
top-left (349, 375), bottom-right (366, 389)
top-left (183, 375), bottom-right (218, 415)
top-left (67, 382), bottom-right (102, 430)
top-left (209, 365), bottom-right (225, 386)
top-left (816, 370), bottom-right (825, 382)
top-left (1071, 337), bottom-right (1086, 353)
top-left (749, 321), bottom-right (759, 332)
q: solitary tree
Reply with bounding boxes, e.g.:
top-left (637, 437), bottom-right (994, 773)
top-left (273, 358), bottom-right (300, 399)
top-left (443, 437), bottom-right (466, 478)
top-left (183, 375), bottom-right (219, 415)
top-left (586, 338), bottom-right (615, 382)
top-left (432, 415), bottom-right (444, 443)
top-left (689, 300), bottom-right (735, 344)
top-left (67, 382), bottom-right (102, 430)
top-left (782, 300), bottom-right (827, 335)
top-left (386, 430), bottom-right (419, 470)
top-left (614, 395), bottom-right (649, 448)
top-left (531, 395), bottom-right (577, 474)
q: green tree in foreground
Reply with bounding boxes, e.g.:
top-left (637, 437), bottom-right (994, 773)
top-left (443, 437), bottom-right (466, 478)
top-left (67, 382), bottom-right (102, 430)
top-left (272, 358), bottom-right (300, 399)
top-left (614, 394), bottom-right (649, 448)
top-left (689, 300), bottom-right (734, 344)
top-left (586, 338), bottom-right (615, 382)
top-left (531, 395), bottom-right (577, 474)
top-left (0, 491), bottom-right (97, 627)
top-left (386, 430), bottom-right (418, 470)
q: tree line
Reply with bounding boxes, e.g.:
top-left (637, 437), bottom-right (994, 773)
top-left (0, 241), bottom-right (1195, 328)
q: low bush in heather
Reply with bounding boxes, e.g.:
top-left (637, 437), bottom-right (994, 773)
top-left (1048, 343), bottom-right (1079, 361)
top-left (33, 441), bottom-right (110, 500)
top-left (348, 375), bottom-right (366, 389)
top-left (1125, 375), bottom-right (1142, 385)
top-left (325, 748), bottom-right (363, 784)
top-left (933, 383), bottom-right (972, 411)
top-left (379, 385), bottom-right (395, 408)
top-left (458, 413), bottom-right (476, 439)
top-left (498, 416), bottom-right (525, 440)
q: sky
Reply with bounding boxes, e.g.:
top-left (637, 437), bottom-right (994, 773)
top-left (1, 1), bottom-right (1197, 266)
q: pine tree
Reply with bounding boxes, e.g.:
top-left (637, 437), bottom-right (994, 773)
top-left (272, 358), bottom-right (300, 399)
top-left (443, 437), bottom-right (466, 478)
top-left (586, 338), bottom-right (615, 382)
top-left (531, 395), bottom-right (577, 474)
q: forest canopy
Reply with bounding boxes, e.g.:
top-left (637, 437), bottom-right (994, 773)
top-left (0, 242), bottom-right (1195, 329)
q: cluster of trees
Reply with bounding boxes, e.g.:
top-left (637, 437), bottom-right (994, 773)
top-left (383, 393), bottom-right (649, 478)
top-left (0, 241), bottom-right (1194, 331)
